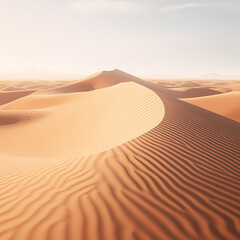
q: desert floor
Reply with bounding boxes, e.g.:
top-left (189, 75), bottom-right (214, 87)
top-left (0, 70), bottom-right (239, 240)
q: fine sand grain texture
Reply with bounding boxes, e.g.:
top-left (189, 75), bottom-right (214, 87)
top-left (0, 70), bottom-right (239, 240)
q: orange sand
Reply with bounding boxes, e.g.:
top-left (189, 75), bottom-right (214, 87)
top-left (0, 82), bottom-right (164, 158)
top-left (0, 70), bottom-right (239, 240)
top-left (183, 91), bottom-right (240, 122)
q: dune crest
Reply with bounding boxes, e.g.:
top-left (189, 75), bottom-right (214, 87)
top-left (37, 69), bottom-right (144, 94)
top-left (0, 82), bottom-right (165, 158)
top-left (0, 70), bottom-right (239, 240)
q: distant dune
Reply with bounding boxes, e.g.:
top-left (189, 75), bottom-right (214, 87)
top-left (183, 91), bottom-right (240, 122)
top-left (0, 70), bottom-right (84, 81)
top-left (40, 69), bottom-right (146, 94)
top-left (0, 90), bottom-right (35, 105)
top-left (0, 70), bottom-right (239, 240)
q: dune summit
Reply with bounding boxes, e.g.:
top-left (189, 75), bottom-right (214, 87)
top-left (0, 70), bottom-right (239, 240)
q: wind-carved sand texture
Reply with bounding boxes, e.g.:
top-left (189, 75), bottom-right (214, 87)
top-left (0, 70), bottom-right (239, 240)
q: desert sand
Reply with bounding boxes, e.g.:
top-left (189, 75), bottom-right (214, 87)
top-left (183, 92), bottom-right (240, 122)
top-left (0, 70), bottom-right (239, 240)
top-left (152, 78), bottom-right (240, 122)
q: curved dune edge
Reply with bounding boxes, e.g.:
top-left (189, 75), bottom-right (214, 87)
top-left (34, 69), bottom-right (145, 94)
top-left (183, 91), bottom-right (240, 122)
top-left (0, 87), bottom-right (239, 240)
top-left (0, 90), bottom-right (35, 105)
top-left (0, 71), bottom-right (239, 240)
top-left (0, 82), bottom-right (165, 158)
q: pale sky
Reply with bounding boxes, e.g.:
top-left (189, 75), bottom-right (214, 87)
top-left (0, 0), bottom-right (239, 77)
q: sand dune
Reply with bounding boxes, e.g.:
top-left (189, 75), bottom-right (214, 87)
top-left (0, 70), bottom-right (239, 240)
top-left (183, 91), bottom-right (240, 122)
top-left (0, 90), bottom-right (35, 105)
top-left (0, 80), bottom-right (76, 92)
top-left (163, 87), bottom-right (222, 98)
top-left (45, 70), bottom-right (222, 98)
top-left (150, 79), bottom-right (240, 96)
top-left (0, 82), bottom-right (164, 158)
top-left (39, 69), bottom-right (145, 94)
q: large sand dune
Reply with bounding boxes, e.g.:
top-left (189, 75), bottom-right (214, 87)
top-left (0, 70), bottom-right (239, 240)
top-left (0, 82), bottom-right (164, 158)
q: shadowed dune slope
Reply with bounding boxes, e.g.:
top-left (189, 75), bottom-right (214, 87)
top-left (38, 69), bottom-right (145, 94)
top-left (0, 90), bottom-right (34, 105)
top-left (165, 87), bottom-right (222, 98)
top-left (0, 70), bottom-right (239, 240)
top-left (41, 69), bottom-right (222, 98)
top-left (183, 91), bottom-right (240, 122)
top-left (148, 79), bottom-right (240, 97)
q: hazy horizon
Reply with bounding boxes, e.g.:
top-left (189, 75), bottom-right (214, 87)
top-left (1, 68), bottom-right (240, 81)
top-left (1, 0), bottom-right (240, 77)
top-left (0, 2), bottom-right (240, 238)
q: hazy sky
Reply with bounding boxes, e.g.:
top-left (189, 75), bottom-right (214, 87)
top-left (0, 0), bottom-right (239, 77)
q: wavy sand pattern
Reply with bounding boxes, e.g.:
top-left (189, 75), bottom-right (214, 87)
top-left (0, 70), bottom-right (239, 240)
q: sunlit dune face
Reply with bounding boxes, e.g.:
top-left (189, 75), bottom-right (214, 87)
top-left (183, 91), bottom-right (240, 122)
top-left (0, 82), bottom-right (165, 158)
top-left (0, 72), bottom-right (239, 240)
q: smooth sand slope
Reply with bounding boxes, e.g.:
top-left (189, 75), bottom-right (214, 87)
top-left (0, 82), bottom-right (164, 158)
top-left (183, 91), bottom-right (240, 122)
top-left (0, 90), bottom-right (35, 105)
top-left (0, 70), bottom-right (239, 240)
top-left (158, 87), bottom-right (222, 98)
